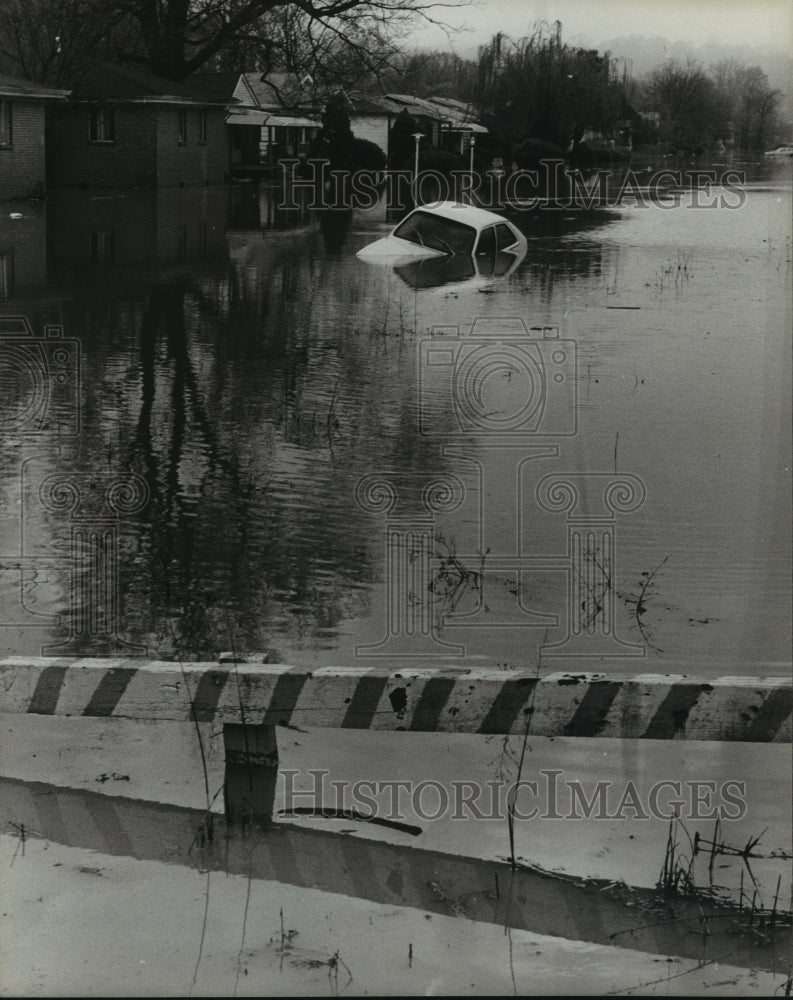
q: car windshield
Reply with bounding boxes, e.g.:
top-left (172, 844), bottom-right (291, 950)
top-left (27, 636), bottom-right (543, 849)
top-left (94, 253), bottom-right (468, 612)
top-left (392, 211), bottom-right (477, 255)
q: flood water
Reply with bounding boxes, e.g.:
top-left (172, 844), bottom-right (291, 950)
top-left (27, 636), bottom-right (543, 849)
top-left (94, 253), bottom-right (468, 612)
top-left (1, 162), bottom-right (791, 675)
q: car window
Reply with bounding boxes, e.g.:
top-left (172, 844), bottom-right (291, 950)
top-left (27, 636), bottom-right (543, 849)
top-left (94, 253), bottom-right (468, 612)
top-left (475, 225), bottom-right (497, 257)
top-left (394, 255), bottom-right (476, 289)
top-left (393, 211), bottom-right (476, 255)
top-left (495, 223), bottom-right (519, 250)
top-left (492, 251), bottom-right (516, 277)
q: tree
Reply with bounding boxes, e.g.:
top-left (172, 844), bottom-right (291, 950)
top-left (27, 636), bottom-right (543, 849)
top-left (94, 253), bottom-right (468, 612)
top-left (710, 59), bottom-right (780, 152)
top-left (382, 49), bottom-right (477, 99)
top-left (173, 2), bottom-right (407, 90)
top-left (0, 0), bottom-right (132, 86)
top-left (0, 0), bottom-right (463, 84)
top-left (472, 22), bottom-right (629, 150)
top-left (647, 58), bottom-right (722, 151)
top-left (317, 92), bottom-right (355, 169)
top-left (388, 107), bottom-right (421, 168)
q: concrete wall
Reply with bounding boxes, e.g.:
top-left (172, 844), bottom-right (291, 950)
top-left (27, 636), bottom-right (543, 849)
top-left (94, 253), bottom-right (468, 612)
top-left (0, 101), bottom-right (47, 199)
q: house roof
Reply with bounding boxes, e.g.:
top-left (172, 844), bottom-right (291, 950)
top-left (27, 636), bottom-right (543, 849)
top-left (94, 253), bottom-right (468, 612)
top-left (385, 93), bottom-right (487, 133)
top-left (227, 107), bottom-right (319, 129)
top-left (426, 96), bottom-right (487, 132)
top-left (227, 107), bottom-right (270, 126)
top-left (429, 96), bottom-right (473, 114)
top-left (0, 73), bottom-right (70, 101)
top-left (191, 72), bottom-right (246, 103)
top-left (67, 63), bottom-right (228, 105)
top-left (385, 94), bottom-right (450, 121)
top-left (328, 90), bottom-right (393, 117)
top-left (242, 72), bottom-right (315, 112)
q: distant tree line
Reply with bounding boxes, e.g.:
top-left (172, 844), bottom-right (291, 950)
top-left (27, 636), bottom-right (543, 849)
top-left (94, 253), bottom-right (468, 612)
top-left (639, 57), bottom-right (781, 153)
top-left (382, 22), bottom-right (785, 156)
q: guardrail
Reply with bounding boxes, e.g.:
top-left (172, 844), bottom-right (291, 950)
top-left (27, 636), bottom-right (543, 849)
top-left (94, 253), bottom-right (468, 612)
top-left (2, 656), bottom-right (790, 821)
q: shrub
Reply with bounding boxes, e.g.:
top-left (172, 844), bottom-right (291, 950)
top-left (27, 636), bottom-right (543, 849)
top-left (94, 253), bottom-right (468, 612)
top-left (512, 137), bottom-right (565, 169)
top-left (352, 138), bottom-right (386, 171)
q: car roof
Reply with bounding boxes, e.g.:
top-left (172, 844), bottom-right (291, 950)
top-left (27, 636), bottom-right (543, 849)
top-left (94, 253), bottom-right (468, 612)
top-left (406, 201), bottom-right (516, 231)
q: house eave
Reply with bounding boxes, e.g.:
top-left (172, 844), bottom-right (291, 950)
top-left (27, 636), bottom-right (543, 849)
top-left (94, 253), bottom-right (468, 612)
top-left (0, 90), bottom-right (70, 102)
top-left (67, 97), bottom-right (228, 107)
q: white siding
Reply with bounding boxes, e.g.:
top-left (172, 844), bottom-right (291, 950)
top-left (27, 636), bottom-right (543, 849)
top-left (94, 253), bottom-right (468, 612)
top-left (350, 114), bottom-right (388, 154)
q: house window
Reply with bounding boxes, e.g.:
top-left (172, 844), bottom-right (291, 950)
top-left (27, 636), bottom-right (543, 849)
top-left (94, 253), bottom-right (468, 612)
top-left (0, 252), bottom-right (13, 298)
top-left (177, 109), bottom-right (187, 144)
top-left (0, 101), bottom-right (13, 146)
top-left (198, 109), bottom-right (207, 144)
top-left (90, 231), bottom-right (115, 264)
top-left (89, 107), bottom-right (115, 143)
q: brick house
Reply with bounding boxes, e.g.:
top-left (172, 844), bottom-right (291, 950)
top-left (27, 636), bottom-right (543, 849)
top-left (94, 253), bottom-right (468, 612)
top-left (192, 72), bottom-right (262, 172)
top-left (47, 64), bottom-right (228, 188)
top-left (0, 74), bottom-right (70, 199)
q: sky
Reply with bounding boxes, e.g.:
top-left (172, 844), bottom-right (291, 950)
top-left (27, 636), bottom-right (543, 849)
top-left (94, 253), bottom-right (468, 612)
top-left (407, 0), bottom-right (793, 54)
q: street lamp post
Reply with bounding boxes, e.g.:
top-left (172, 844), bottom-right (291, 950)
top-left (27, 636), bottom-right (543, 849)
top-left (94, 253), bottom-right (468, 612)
top-left (469, 132), bottom-right (476, 177)
top-left (412, 132), bottom-right (423, 188)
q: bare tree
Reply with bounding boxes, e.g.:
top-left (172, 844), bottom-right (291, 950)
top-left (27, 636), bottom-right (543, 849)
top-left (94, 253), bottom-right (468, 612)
top-left (472, 22), bottom-right (629, 149)
top-left (711, 59), bottom-right (780, 151)
top-left (646, 58), bottom-right (721, 150)
top-left (0, 0), bottom-right (467, 84)
top-left (0, 0), bottom-right (132, 86)
top-left (207, 3), bottom-right (409, 91)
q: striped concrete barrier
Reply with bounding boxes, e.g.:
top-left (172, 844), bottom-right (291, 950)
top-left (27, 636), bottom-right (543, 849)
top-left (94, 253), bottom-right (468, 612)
top-left (0, 656), bottom-right (790, 742)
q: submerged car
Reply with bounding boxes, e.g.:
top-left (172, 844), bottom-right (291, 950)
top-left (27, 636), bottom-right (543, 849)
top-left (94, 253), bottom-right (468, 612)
top-left (392, 245), bottom-right (524, 290)
top-left (764, 146), bottom-right (793, 158)
top-left (356, 201), bottom-right (528, 263)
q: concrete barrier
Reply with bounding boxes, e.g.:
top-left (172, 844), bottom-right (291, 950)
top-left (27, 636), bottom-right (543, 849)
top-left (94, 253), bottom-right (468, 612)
top-left (1, 656), bottom-right (789, 742)
top-left (1, 655), bottom-right (789, 824)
